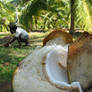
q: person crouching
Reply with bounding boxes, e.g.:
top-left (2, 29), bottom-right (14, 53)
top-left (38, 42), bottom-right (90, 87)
top-left (8, 23), bottom-right (29, 47)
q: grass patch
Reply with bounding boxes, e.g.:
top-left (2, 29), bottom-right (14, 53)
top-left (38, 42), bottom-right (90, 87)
top-left (0, 31), bottom-right (49, 83)
top-left (0, 47), bottom-right (30, 82)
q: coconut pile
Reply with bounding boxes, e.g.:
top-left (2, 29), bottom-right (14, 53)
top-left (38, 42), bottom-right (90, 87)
top-left (13, 30), bottom-right (84, 92)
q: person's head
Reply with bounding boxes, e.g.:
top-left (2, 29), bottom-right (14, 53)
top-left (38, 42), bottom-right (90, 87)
top-left (9, 22), bottom-right (17, 34)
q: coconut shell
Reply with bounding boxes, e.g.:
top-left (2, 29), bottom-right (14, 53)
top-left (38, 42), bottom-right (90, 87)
top-left (43, 29), bottom-right (72, 46)
top-left (67, 32), bottom-right (92, 91)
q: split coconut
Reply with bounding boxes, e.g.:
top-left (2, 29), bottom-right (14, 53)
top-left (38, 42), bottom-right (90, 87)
top-left (13, 45), bottom-right (82, 92)
top-left (67, 32), bottom-right (92, 91)
top-left (13, 30), bottom-right (83, 92)
top-left (43, 46), bottom-right (83, 92)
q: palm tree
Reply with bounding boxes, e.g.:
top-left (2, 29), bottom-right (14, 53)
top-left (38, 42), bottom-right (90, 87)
top-left (69, 0), bottom-right (75, 35)
top-left (19, 0), bottom-right (47, 30)
top-left (19, 0), bottom-right (70, 31)
top-left (15, 0), bottom-right (92, 34)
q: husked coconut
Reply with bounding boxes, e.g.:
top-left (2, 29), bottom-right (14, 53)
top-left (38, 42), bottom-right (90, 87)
top-left (13, 45), bottom-right (83, 92)
top-left (43, 29), bottom-right (72, 46)
top-left (67, 32), bottom-right (92, 91)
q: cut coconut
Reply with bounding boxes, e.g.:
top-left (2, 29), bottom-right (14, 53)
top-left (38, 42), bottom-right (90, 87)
top-left (43, 46), bottom-right (83, 92)
top-left (13, 45), bottom-right (82, 92)
top-left (67, 32), bottom-right (92, 91)
top-left (43, 29), bottom-right (72, 46)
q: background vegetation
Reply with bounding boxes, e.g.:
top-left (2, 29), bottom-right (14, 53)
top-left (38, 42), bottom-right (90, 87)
top-left (0, 0), bottom-right (92, 91)
top-left (0, 0), bottom-right (92, 33)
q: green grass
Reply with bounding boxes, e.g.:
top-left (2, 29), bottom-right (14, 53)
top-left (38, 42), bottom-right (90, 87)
top-left (0, 31), bottom-right (49, 83)
top-left (0, 47), bottom-right (30, 82)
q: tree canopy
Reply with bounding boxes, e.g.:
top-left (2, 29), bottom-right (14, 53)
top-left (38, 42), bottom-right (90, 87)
top-left (0, 0), bottom-right (92, 33)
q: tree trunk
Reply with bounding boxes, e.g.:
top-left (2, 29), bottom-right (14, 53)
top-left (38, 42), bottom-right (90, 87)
top-left (70, 0), bottom-right (75, 35)
top-left (28, 18), bottom-right (33, 32)
top-left (0, 26), bottom-right (2, 32)
top-left (30, 22), bottom-right (32, 31)
top-left (35, 17), bottom-right (38, 30)
top-left (28, 23), bottom-right (32, 32)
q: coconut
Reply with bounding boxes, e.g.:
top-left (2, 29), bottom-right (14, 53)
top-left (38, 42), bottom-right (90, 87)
top-left (43, 46), bottom-right (83, 92)
top-left (13, 46), bottom-right (65, 92)
top-left (13, 45), bottom-right (83, 92)
top-left (67, 32), bottom-right (92, 91)
top-left (43, 29), bottom-right (72, 46)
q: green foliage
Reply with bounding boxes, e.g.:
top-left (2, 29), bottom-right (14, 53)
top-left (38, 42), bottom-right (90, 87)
top-left (19, 0), bottom-right (47, 30)
top-left (0, 1), bottom-right (15, 22)
top-left (19, 0), bottom-right (70, 30)
top-left (0, 0), bottom-right (16, 32)
top-left (42, 0), bottom-right (70, 29)
top-left (1, 0), bottom-right (92, 33)
top-left (0, 31), bottom-right (48, 83)
top-left (18, 0), bottom-right (92, 33)
top-left (73, 0), bottom-right (92, 33)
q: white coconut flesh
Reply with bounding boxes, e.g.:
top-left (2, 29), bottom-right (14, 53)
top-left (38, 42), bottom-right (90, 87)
top-left (44, 46), bottom-right (83, 92)
top-left (44, 47), bottom-right (68, 87)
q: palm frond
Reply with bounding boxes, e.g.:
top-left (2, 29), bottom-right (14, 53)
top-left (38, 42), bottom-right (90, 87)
top-left (19, 0), bottom-right (70, 30)
top-left (0, 0), bottom-right (16, 32)
top-left (73, 0), bottom-right (92, 33)
top-left (19, 0), bottom-right (47, 30)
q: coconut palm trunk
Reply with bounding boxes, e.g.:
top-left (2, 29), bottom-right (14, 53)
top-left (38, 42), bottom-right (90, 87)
top-left (29, 23), bottom-right (32, 32)
top-left (35, 17), bottom-right (38, 30)
top-left (29, 18), bottom-right (33, 32)
top-left (1, 26), bottom-right (2, 32)
top-left (70, 0), bottom-right (75, 35)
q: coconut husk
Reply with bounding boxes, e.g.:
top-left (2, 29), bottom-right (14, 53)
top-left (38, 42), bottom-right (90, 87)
top-left (67, 32), bottom-right (92, 91)
top-left (43, 29), bottom-right (73, 46)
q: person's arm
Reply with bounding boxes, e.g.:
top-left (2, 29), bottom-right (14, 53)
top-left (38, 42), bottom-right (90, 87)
top-left (9, 37), bottom-right (17, 44)
top-left (10, 36), bottom-right (22, 47)
top-left (4, 37), bottom-right (17, 47)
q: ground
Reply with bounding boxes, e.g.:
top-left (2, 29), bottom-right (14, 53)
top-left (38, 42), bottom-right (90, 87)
top-left (0, 31), bottom-right (49, 92)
